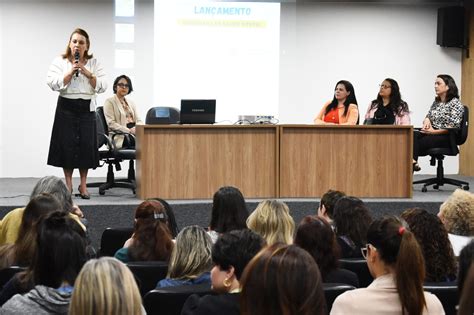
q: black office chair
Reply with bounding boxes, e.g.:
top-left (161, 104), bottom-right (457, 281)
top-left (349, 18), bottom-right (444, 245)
top-left (424, 282), bottom-right (458, 315)
top-left (414, 105), bottom-right (470, 192)
top-left (144, 283), bottom-right (214, 315)
top-left (0, 266), bottom-right (26, 289)
top-left (339, 258), bottom-right (373, 288)
top-left (323, 283), bottom-right (356, 314)
top-left (99, 227), bottom-right (134, 257)
top-left (146, 107), bottom-right (180, 124)
top-left (87, 106), bottom-right (136, 195)
top-left (126, 261), bottom-right (168, 297)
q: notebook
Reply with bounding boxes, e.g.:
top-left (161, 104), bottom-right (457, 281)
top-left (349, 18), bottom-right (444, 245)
top-left (179, 99), bottom-right (216, 124)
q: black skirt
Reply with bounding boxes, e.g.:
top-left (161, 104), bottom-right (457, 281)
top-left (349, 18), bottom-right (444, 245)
top-left (47, 96), bottom-right (99, 169)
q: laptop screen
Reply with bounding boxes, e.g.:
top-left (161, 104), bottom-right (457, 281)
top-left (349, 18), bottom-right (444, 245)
top-left (180, 99), bottom-right (216, 124)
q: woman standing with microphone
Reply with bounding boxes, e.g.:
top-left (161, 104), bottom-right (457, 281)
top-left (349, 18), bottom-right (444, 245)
top-left (46, 28), bottom-right (107, 199)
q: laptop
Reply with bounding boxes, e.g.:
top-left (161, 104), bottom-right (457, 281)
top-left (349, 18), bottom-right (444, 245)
top-left (179, 99), bottom-right (216, 124)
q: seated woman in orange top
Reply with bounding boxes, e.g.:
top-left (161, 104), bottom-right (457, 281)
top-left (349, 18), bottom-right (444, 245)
top-left (314, 80), bottom-right (359, 125)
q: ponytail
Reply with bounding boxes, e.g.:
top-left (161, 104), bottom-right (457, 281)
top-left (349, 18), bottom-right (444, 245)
top-left (395, 229), bottom-right (426, 315)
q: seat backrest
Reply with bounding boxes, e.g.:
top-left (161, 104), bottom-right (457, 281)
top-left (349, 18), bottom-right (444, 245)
top-left (339, 258), bottom-right (373, 288)
top-left (146, 107), bottom-right (180, 124)
top-left (144, 283), bottom-right (214, 315)
top-left (423, 284), bottom-right (458, 315)
top-left (456, 105), bottom-right (469, 146)
top-left (95, 106), bottom-right (109, 148)
top-left (323, 283), bottom-right (356, 313)
top-left (0, 266), bottom-right (26, 288)
top-left (99, 227), bottom-right (134, 257)
top-left (126, 261), bottom-right (168, 297)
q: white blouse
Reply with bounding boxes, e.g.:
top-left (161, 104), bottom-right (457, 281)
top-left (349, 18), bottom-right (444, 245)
top-left (46, 56), bottom-right (107, 111)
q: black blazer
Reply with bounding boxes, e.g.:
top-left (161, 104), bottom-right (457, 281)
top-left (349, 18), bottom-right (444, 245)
top-left (325, 268), bottom-right (360, 288)
top-left (181, 293), bottom-right (240, 315)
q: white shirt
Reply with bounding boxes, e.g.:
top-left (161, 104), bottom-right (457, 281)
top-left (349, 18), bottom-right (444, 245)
top-left (331, 274), bottom-right (445, 315)
top-left (46, 56), bottom-right (107, 111)
top-left (448, 233), bottom-right (473, 257)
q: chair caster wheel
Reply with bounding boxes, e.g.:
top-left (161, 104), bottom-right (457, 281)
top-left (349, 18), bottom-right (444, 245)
top-left (433, 185), bottom-right (439, 190)
top-left (99, 189), bottom-right (105, 195)
top-left (132, 189), bottom-right (136, 194)
top-left (421, 187), bottom-right (427, 192)
top-left (463, 185), bottom-right (470, 191)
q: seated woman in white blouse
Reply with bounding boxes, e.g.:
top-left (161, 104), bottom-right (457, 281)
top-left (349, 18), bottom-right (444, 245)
top-left (331, 216), bottom-right (444, 315)
top-left (103, 75), bottom-right (142, 149)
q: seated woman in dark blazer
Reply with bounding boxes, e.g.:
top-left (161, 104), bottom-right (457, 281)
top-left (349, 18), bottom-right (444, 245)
top-left (103, 75), bottom-right (142, 149)
top-left (294, 216), bottom-right (359, 287)
top-left (181, 229), bottom-right (265, 315)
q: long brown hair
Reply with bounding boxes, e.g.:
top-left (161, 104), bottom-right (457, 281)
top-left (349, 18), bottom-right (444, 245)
top-left (368, 217), bottom-right (426, 315)
top-left (62, 28), bottom-right (93, 60)
top-left (128, 200), bottom-right (174, 261)
top-left (240, 243), bottom-right (326, 315)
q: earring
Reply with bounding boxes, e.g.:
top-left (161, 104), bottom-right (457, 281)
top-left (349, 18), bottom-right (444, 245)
top-left (223, 278), bottom-right (232, 288)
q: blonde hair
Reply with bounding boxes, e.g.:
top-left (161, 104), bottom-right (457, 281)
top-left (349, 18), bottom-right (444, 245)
top-left (247, 200), bottom-right (295, 245)
top-left (167, 225), bottom-right (212, 279)
top-left (440, 189), bottom-right (474, 236)
top-left (69, 257), bottom-right (142, 315)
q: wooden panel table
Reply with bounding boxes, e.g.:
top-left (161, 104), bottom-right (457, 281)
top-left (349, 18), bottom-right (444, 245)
top-left (136, 125), bottom-right (279, 199)
top-left (279, 125), bottom-right (413, 198)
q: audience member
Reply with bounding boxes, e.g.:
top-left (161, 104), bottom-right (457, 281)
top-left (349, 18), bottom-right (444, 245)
top-left (331, 216), bottom-right (444, 315)
top-left (181, 229), bottom-right (265, 315)
top-left (0, 176), bottom-right (85, 246)
top-left (401, 208), bottom-right (457, 282)
top-left (364, 78), bottom-right (411, 125)
top-left (458, 241), bottom-right (474, 297)
top-left (114, 200), bottom-right (174, 263)
top-left (317, 189), bottom-right (346, 226)
top-left (157, 226), bottom-right (212, 288)
top-left (1, 211), bottom-right (87, 314)
top-left (247, 200), bottom-right (294, 245)
top-left (333, 196), bottom-right (373, 258)
top-left (69, 257), bottom-right (143, 315)
top-left (0, 194), bottom-right (61, 269)
top-left (314, 80), bottom-right (359, 125)
top-left (149, 197), bottom-right (179, 238)
top-left (294, 216), bottom-right (359, 287)
top-left (207, 186), bottom-right (249, 243)
top-left (240, 243), bottom-right (327, 315)
top-left (458, 263), bottom-right (474, 315)
top-left (103, 74), bottom-right (142, 149)
top-left (438, 189), bottom-right (474, 256)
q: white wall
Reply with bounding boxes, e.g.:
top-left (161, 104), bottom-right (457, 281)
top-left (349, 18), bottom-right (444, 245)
top-left (0, 1), bottom-right (462, 178)
top-left (279, 3), bottom-right (462, 174)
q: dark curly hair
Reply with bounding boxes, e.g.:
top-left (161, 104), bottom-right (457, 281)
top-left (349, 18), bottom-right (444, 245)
top-left (369, 78), bottom-right (410, 116)
top-left (294, 216), bottom-right (340, 280)
top-left (401, 208), bottom-right (457, 282)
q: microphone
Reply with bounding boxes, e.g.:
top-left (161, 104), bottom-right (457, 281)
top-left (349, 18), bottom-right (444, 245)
top-left (74, 51), bottom-right (80, 77)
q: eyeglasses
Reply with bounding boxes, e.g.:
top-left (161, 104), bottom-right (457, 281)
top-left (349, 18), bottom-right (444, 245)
top-left (117, 83), bottom-right (130, 88)
top-left (361, 243), bottom-right (376, 259)
top-left (379, 84), bottom-right (391, 89)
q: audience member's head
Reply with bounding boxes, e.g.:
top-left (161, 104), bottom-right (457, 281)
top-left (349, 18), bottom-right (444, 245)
top-left (210, 186), bottom-right (248, 233)
top-left (34, 211), bottom-right (87, 288)
top-left (333, 196), bottom-right (373, 249)
top-left (129, 200), bottom-right (174, 262)
top-left (318, 189), bottom-right (346, 223)
top-left (438, 189), bottom-right (474, 236)
top-left (14, 194), bottom-right (62, 266)
top-left (148, 197), bottom-right (179, 238)
top-left (30, 176), bottom-right (73, 212)
top-left (240, 243), bottom-right (326, 315)
top-left (401, 208), bottom-right (457, 282)
top-left (458, 241), bottom-right (474, 294)
top-left (365, 216), bottom-right (426, 315)
top-left (70, 257), bottom-right (142, 315)
top-left (458, 263), bottom-right (474, 315)
top-left (210, 229), bottom-right (265, 293)
top-left (167, 225), bottom-right (212, 280)
top-left (247, 200), bottom-right (295, 245)
top-left (294, 215), bottom-right (341, 280)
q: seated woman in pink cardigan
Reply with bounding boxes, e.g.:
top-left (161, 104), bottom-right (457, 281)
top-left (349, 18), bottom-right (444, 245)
top-left (314, 80), bottom-right (359, 125)
top-left (364, 78), bottom-right (411, 125)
